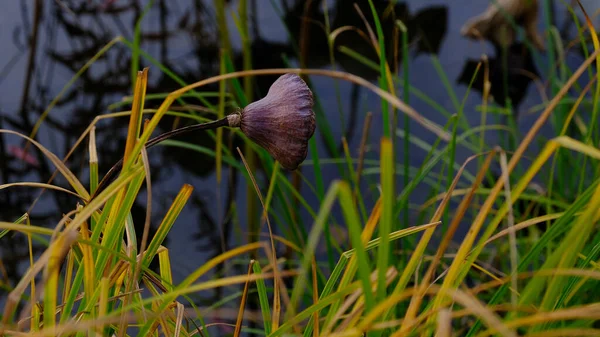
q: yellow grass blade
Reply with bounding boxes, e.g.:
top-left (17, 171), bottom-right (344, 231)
top-left (431, 48), bottom-right (600, 315)
top-left (0, 182), bottom-right (83, 200)
top-left (158, 248), bottom-right (174, 291)
top-left (79, 221), bottom-right (96, 315)
top-left (234, 261), bottom-right (254, 337)
top-left (123, 68), bottom-right (148, 163)
top-left (43, 228), bottom-right (79, 330)
top-left (401, 150), bottom-right (496, 330)
top-left (142, 184), bottom-right (194, 268)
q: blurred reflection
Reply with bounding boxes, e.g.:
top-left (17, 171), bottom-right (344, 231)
top-left (284, 0), bottom-right (447, 150)
top-left (284, 0), bottom-right (447, 74)
top-left (457, 42), bottom-right (540, 116)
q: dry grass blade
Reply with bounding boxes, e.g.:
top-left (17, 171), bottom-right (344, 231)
top-left (398, 150), bottom-right (497, 331)
top-left (330, 26), bottom-right (371, 46)
top-left (428, 150), bottom-right (496, 279)
top-left (559, 74), bottom-right (598, 136)
top-left (387, 286), bottom-right (517, 337)
top-left (335, 268), bottom-right (398, 334)
top-left (484, 212), bottom-right (568, 245)
top-left (442, 287), bottom-right (517, 337)
top-left (436, 308), bottom-right (452, 337)
top-left (432, 47), bottom-right (600, 314)
top-left (352, 2), bottom-right (395, 94)
top-left (476, 304), bottom-right (600, 337)
top-left (174, 302), bottom-right (185, 337)
top-left (353, 4), bottom-right (378, 49)
top-left (88, 126), bottom-right (97, 164)
top-left (0, 182), bottom-right (83, 200)
top-left (407, 150), bottom-right (496, 327)
top-left (89, 125), bottom-right (98, 195)
top-left (233, 261), bottom-right (254, 337)
top-left (325, 279), bottom-right (372, 334)
top-left (506, 46), bottom-right (599, 168)
top-left (236, 147), bottom-right (284, 330)
top-left (468, 268), bottom-right (600, 297)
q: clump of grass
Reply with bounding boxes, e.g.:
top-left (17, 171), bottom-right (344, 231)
top-left (2, 1), bottom-right (600, 336)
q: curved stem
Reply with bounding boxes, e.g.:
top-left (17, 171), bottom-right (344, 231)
top-left (144, 117), bottom-right (230, 148)
top-left (93, 117), bottom-right (231, 198)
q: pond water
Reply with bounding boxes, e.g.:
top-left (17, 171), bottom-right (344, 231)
top-left (0, 0), bottom-right (597, 310)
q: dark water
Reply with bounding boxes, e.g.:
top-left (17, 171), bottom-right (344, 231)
top-left (0, 0), bottom-right (596, 316)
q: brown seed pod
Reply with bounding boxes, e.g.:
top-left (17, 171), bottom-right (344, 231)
top-left (229, 73), bottom-right (316, 170)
